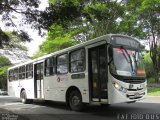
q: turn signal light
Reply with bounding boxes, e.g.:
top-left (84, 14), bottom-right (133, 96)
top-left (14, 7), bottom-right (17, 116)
top-left (137, 70), bottom-right (146, 75)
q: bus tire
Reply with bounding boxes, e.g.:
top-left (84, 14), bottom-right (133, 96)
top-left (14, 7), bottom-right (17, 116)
top-left (69, 91), bottom-right (84, 111)
top-left (21, 90), bottom-right (28, 104)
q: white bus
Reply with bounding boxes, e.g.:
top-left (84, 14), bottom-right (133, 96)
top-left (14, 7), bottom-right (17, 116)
top-left (8, 34), bottom-right (147, 111)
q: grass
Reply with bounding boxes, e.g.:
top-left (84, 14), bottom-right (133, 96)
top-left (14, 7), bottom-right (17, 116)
top-left (147, 77), bottom-right (160, 96)
top-left (147, 87), bottom-right (160, 96)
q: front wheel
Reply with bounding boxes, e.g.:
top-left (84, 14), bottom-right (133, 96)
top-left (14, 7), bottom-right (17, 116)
top-left (20, 90), bottom-right (28, 104)
top-left (69, 91), bottom-right (84, 111)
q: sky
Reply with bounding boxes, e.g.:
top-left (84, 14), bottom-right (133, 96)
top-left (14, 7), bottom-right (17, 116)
top-left (25, 0), bottom-right (49, 56)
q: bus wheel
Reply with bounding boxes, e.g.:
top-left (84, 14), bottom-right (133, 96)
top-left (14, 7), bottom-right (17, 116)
top-left (69, 91), bottom-right (84, 111)
top-left (21, 90), bottom-right (28, 104)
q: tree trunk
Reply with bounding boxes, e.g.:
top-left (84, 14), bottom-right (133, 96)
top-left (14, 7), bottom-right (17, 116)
top-left (154, 68), bottom-right (159, 83)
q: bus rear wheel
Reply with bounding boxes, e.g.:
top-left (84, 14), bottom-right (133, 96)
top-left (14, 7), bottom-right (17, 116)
top-left (69, 91), bottom-right (84, 111)
top-left (21, 90), bottom-right (28, 104)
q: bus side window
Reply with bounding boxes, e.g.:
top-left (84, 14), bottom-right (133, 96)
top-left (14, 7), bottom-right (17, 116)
top-left (45, 57), bottom-right (55, 76)
top-left (9, 70), bottom-right (13, 81)
top-left (56, 54), bottom-right (68, 74)
top-left (19, 66), bottom-right (25, 79)
top-left (70, 49), bottom-right (85, 73)
top-left (26, 64), bottom-right (33, 79)
top-left (13, 68), bottom-right (18, 80)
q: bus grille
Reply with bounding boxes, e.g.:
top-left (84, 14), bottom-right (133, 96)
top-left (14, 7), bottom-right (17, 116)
top-left (125, 80), bottom-right (145, 84)
top-left (127, 88), bottom-right (143, 91)
top-left (126, 92), bottom-right (145, 99)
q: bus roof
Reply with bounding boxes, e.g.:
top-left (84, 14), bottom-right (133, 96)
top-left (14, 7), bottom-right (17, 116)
top-left (8, 34), bottom-right (139, 70)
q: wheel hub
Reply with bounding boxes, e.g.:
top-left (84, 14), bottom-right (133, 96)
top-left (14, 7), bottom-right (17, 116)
top-left (72, 96), bottom-right (80, 106)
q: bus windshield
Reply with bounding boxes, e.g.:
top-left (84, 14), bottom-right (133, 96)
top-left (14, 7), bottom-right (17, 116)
top-left (110, 47), bottom-right (146, 77)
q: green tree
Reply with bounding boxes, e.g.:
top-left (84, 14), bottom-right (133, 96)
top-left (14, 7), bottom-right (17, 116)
top-left (0, 56), bottom-right (12, 89)
top-left (137, 0), bottom-right (160, 82)
top-left (35, 0), bottom-right (127, 55)
top-left (144, 52), bottom-right (154, 78)
top-left (0, 56), bottom-right (11, 67)
top-left (0, 0), bottom-right (41, 48)
top-left (39, 24), bottom-right (77, 54)
top-left (4, 32), bottom-right (28, 51)
top-left (84, 1), bottom-right (124, 38)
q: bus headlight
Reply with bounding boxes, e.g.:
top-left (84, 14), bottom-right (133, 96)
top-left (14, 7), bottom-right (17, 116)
top-left (113, 82), bottom-right (127, 93)
top-left (113, 82), bottom-right (120, 89)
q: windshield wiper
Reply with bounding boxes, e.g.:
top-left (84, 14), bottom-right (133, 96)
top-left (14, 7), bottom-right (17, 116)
top-left (119, 48), bottom-right (130, 63)
top-left (133, 52), bottom-right (138, 67)
top-left (120, 47), bottom-right (134, 72)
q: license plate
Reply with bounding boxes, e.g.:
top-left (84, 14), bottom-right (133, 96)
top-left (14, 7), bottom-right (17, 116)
top-left (134, 92), bottom-right (140, 97)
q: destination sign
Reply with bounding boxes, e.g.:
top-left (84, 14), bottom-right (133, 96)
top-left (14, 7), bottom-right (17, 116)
top-left (111, 36), bottom-right (140, 48)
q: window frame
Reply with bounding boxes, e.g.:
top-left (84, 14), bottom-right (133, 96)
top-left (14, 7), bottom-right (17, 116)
top-left (56, 53), bottom-right (68, 74)
top-left (8, 69), bottom-right (14, 82)
top-left (13, 68), bottom-right (19, 81)
top-left (19, 66), bottom-right (26, 79)
top-left (26, 63), bottom-right (33, 79)
top-left (69, 48), bottom-right (86, 73)
top-left (45, 57), bottom-right (55, 76)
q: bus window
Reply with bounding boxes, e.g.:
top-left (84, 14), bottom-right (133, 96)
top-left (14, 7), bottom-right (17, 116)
top-left (9, 70), bottom-right (14, 81)
top-left (26, 64), bottom-right (33, 79)
top-left (45, 57), bottom-right (55, 76)
top-left (13, 68), bottom-right (18, 80)
top-left (70, 49), bottom-right (85, 73)
top-left (56, 54), bottom-right (68, 74)
top-left (19, 66), bottom-right (25, 79)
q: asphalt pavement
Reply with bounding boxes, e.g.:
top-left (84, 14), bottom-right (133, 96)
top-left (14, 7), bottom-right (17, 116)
top-left (0, 96), bottom-right (160, 120)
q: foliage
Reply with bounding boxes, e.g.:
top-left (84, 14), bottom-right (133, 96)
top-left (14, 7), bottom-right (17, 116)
top-left (147, 77), bottom-right (160, 97)
top-left (39, 24), bottom-right (77, 54)
top-left (28, 0), bottom-right (159, 84)
top-left (144, 52), bottom-right (154, 78)
top-left (32, 51), bottom-right (46, 59)
top-left (0, 0), bottom-right (41, 48)
top-left (0, 66), bottom-right (10, 89)
top-left (148, 87), bottom-right (160, 96)
top-left (84, 1), bottom-right (124, 38)
top-left (0, 56), bottom-right (12, 67)
top-left (4, 32), bottom-right (28, 51)
top-left (40, 35), bottom-right (76, 53)
top-left (137, 0), bottom-right (160, 82)
top-left (0, 56), bottom-right (12, 89)
top-left (36, 0), bottom-right (129, 55)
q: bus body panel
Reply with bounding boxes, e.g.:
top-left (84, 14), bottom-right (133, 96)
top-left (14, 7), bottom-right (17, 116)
top-left (108, 74), bottom-right (147, 104)
top-left (43, 72), bottom-right (90, 103)
top-left (8, 81), bottom-right (17, 97)
top-left (22, 79), bottom-right (35, 99)
top-left (7, 34), bottom-right (147, 109)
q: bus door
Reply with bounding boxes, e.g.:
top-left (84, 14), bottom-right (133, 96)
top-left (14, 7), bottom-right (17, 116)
top-left (34, 62), bottom-right (44, 99)
top-left (89, 45), bottom-right (108, 102)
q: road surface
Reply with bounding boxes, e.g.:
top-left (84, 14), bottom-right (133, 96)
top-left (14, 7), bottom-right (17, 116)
top-left (0, 96), bottom-right (160, 120)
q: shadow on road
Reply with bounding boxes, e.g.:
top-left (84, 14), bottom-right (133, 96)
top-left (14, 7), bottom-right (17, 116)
top-left (33, 100), bottom-right (70, 110)
top-left (32, 100), bottom-right (160, 114)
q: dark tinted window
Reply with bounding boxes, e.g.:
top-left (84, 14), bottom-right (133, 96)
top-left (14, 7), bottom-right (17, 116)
top-left (9, 70), bottom-right (14, 81)
top-left (19, 66), bottom-right (25, 79)
top-left (45, 57), bottom-right (55, 76)
top-left (26, 64), bottom-right (33, 79)
top-left (13, 68), bottom-right (18, 80)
